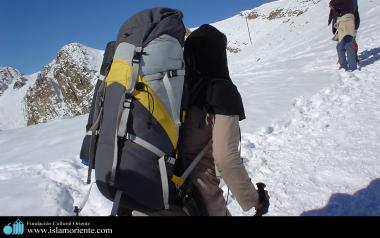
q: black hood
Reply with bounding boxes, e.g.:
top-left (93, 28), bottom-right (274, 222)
top-left (183, 24), bottom-right (245, 121)
top-left (184, 24), bottom-right (230, 80)
top-left (329, 0), bottom-right (355, 16)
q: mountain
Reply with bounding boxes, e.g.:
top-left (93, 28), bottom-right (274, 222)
top-left (0, 43), bottom-right (103, 130)
top-left (24, 43), bottom-right (103, 126)
top-left (0, 0), bottom-right (379, 216)
top-left (0, 68), bottom-right (37, 130)
top-left (0, 66), bottom-right (28, 95)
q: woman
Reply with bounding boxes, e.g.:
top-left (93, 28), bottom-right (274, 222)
top-left (330, 0), bottom-right (357, 71)
top-left (182, 24), bottom-right (268, 216)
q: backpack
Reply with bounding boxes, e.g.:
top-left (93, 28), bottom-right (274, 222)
top-left (78, 8), bottom-right (194, 215)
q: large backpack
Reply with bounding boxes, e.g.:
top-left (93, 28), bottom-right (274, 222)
top-left (79, 8), bottom-right (193, 215)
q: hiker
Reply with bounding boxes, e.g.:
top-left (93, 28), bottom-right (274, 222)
top-left (78, 9), bottom-right (269, 217)
top-left (329, 0), bottom-right (357, 71)
top-left (183, 24), bottom-right (269, 216)
top-left (329, 0), bottom-right (360, 62)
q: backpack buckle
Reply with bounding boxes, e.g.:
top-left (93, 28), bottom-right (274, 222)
top-left (132, 47), bottom-right (144, 64)
top-left (132, 54), bottom-right (142, 64)
top-left (168, 70), bottom-right (178, 78)
top-left (165, 156), bottom-right (176, 165)
top-left (123, 98), bottom-right (132, 108)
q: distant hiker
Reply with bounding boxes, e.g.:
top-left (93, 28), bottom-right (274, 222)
top-left (328, 0), bottom-right (360, 62)
top-left (329, 0), bottom-right (358, 71)
top-left (183, 24), bottom-right (269, 216)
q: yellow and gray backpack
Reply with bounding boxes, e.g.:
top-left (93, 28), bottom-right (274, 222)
top-left (78, 8), bottom-right (195, 215)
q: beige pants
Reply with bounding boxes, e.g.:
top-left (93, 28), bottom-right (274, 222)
top-left (182, 107), bottom-right (259, 216)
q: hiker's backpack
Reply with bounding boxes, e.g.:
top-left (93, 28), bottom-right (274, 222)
top-left (80, 8), bottom-right (189, 214)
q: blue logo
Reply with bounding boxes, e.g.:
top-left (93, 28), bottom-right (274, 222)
top-left (2, 219), bottom-right (24, 236)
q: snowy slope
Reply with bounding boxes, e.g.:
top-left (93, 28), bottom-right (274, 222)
top-left (214, 0), bottom-right (338, 133)
top-left (226, 0), bottom-right (380, 215)
top-left (0, 0), bottom-right (379, 216)
top-left (0, 72), bottom-right (38, 130)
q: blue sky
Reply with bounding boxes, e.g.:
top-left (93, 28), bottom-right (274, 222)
top-left (0, 0), bottom-right (271, 74)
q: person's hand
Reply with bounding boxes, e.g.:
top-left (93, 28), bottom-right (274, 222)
top-left (255, 190), bottom-right (270, 210)
top-left (254, 183), bottom-right (270, 216)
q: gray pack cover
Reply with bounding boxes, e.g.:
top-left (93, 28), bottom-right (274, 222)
top-left (93, 8), bottom-right (186, 212)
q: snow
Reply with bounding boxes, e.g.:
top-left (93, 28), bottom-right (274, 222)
top-left (0, 115), bottom-right (112, 215)
top-left (232, 68), bottom-right (380, 216)
top-left (0, 0), bottom-right (379, 216)
top-left (0, 72), bottom-right (38, 130)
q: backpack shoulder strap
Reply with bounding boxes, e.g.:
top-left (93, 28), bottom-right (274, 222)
top-left (111, 46), bottom-right (144, 186)
top-left (116, 46), bottom-right (144, 138)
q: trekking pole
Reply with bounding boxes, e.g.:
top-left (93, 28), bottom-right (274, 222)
top-left (254, 183), bottom-right (270, 216)
top-left (74, 182), bottom-right (95, 216)
top-left (245, 17), bottom-right (253, 46)
top-left (86, 159), bottom-right (93, 184)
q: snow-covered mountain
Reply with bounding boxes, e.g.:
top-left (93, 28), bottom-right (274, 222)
top-left (24, 43), bottom-right (103, 126)
top-left (0, 43), bottom-right (103, 130)
top-left (222, 0), bottom-right (322, 53)
top-left (0, 0), bottom-right (379, 216)
top-left (0, 66), bottom-right (28, 95)
top-left (0, 68), bottom-right (37, 130)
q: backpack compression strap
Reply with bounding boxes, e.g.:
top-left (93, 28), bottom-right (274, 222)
top-left (171, 140), bottom-right (212, 187)
top-left (144, 69), bottom-right (186, 132)
top-left (162, 71), bottom-right (182, 132)
top-left (86, 107), bottom-right (103, 184)
top-left (86, 79), bottom-right (106, 184)
top-left (111, 190), bottom-right (123, 216)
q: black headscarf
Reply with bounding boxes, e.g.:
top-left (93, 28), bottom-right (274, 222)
top-left (329, 0), bottom-right (355, 16)
top-left (184, 24), bottom-right (245, 120)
